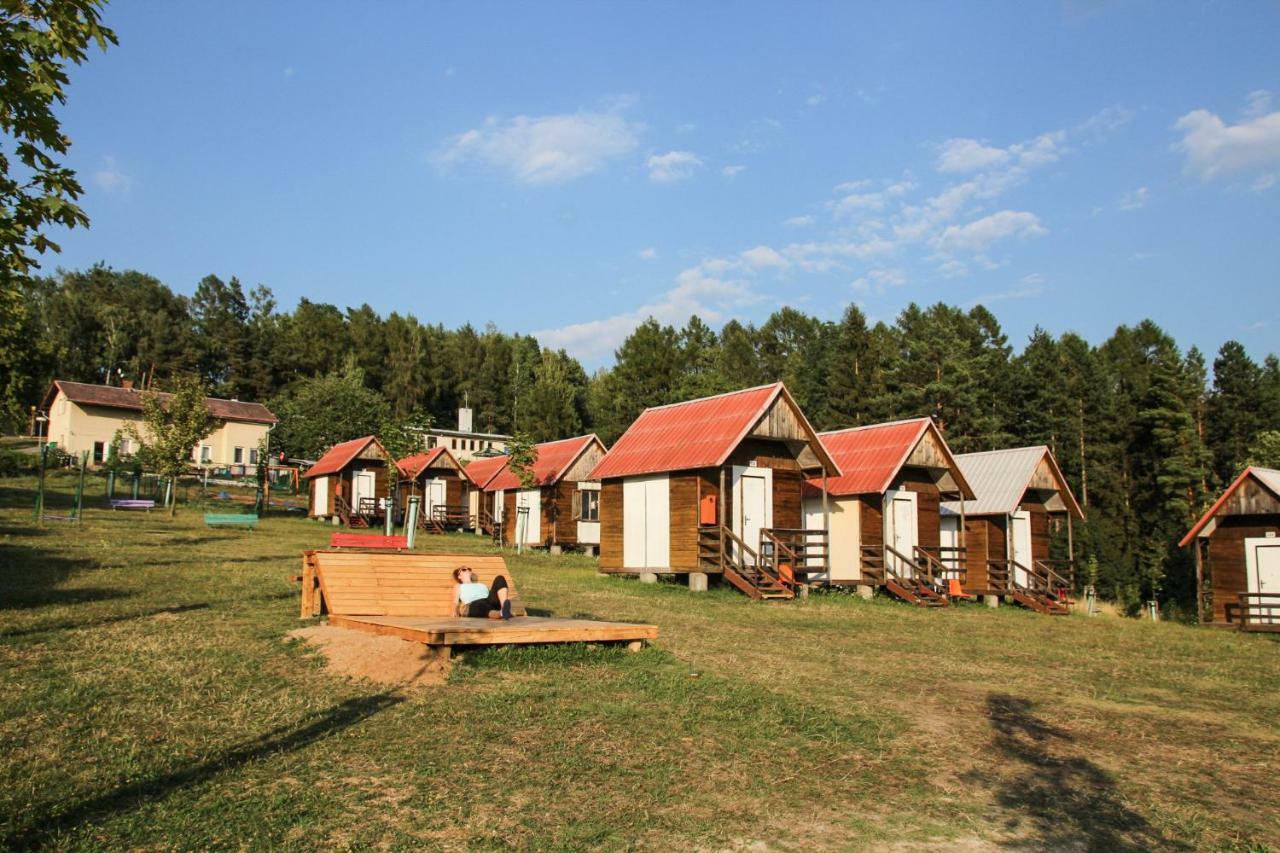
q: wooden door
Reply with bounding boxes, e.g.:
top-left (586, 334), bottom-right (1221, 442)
top-left (732, 466), bottom-right (772, 565)
top-left (352, 470), bottom-right (376, 511)
top-left (1246, 537), bottom-right (1280, 623)
top-left (426, 478), bottom-right (447, 515)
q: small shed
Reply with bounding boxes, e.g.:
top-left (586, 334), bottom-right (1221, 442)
top-left (589, 383), bottom-right (839, 597)
top-left (1181, 466), bottom-right (1280, 630)
top-left (483, 434), bottom-right (608, 552)
top-left (396, 447), bottom-right (470, 530)
top-left (941, 446), bottom-right (1083, 600)
top-left (805, 418), bottom-right (973, 598)
top-left (303, 435), bottom-right (393, 526)
top-left (464, 454), bottom-right (513, 538)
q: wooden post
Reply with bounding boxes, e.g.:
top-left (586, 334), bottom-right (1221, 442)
top-left (1193, 537), bottom-right (1204, 625)
top-left (718, 467), bottom-right (727, 572)
top-left (958, 491), bottom-right (967, 582)
top-left (821, 471), bottom-right (830, 580)
top-left (1067, 513), bottom-right (1075, 562)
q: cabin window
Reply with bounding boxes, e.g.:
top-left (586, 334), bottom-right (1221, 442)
top-left (580, 490), bottom-right (600, 522)
top-left (93, 441), bottom-right (106, 464)
top-left (451, 438), bottom-right (457, 449)
top-left (234, 447), bottom-right (244, 464)
top-left (427, 436), bottom-right (437, 448)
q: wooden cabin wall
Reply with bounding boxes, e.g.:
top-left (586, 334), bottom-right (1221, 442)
top-left (893, 468), bottom-right (941, 550)
top-left (599, 479), bottom-right (624, 569)
top-left (861, 497), bottom-right (883, 549)
top-left (1206, 515), bottom-right (1280, 624)
top-left (964, 517), bottom-right (992, 592)
top-left (668, 473), bottom-right (701, 569)
top-left (726, 438), bottom-right (803, 472)
top-left (445, 477), bottom-right (463, 508)
top-left (503, 491), bottom-right (517, 546)
top-left (1025, 503), bottom-right (1051, 562)
top-left (546, 482), bottom-right (579, 546)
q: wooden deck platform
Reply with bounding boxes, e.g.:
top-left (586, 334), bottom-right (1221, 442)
top-left (328, 614), bottom-right (659, 646)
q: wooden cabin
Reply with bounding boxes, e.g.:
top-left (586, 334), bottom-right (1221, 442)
top-left (590, 383), bottom-right (839, 599)
top-left (464, 454), bottom-right (510, 539)
top-left (1181, 466), bottom-right (1280, 631)
top-left (303, 435), bottom-right (393, 527)
top-left (483, 434), bottom-right (608, 552)
top-left (803, 418), bottom-right (974, 606)
top-left (940, 446), bottom-right (1083, 608)
top-left (396, 447), bottom-right (470, 531)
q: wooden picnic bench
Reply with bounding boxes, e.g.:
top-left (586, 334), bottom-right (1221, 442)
top-left (329, 532), bottom-right (408, 550)
top-left (110, 499), bottom-right (155, 511)
top-left (205, 512), bottom-right (259, 528)
top-left (298, 551), bottom-right (657, 672)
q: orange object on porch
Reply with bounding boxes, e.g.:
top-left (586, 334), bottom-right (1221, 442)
top-left (778, 562), bottom-right (794, 586)
top-left (699, 493), bottom-right (717, 526)
top-left (947, 579), bottom-right (973, 599)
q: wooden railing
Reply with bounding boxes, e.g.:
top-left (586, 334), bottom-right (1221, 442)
top-left (334, 493), bottom-right (352, 526)
top-left (766, 527), bottom-right (830, 574)
top-left (429, 504), bottom-right (471, 529)
top-left (985, 560), bottom-right (1011, 592)
top-left (1035, 559), bottom-right (1076, 593)
top-left (913, 546), bottom-right (953, 592)
top-left (1238, 593), bottom-right (1280, 632)
top-left (859, 544), bottom-right (886, 584)
top-left (759, 529), bottom-right (801, 593)
top-left (356, 497), bottom-right (383, 519)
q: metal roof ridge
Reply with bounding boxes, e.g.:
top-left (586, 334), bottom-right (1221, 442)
top-left (818, 416), bottom-right (933, 437)
top-left (639, 381), bottom-right (782, 413)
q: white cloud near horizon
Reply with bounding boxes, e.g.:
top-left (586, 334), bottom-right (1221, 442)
top-left (1174, 95), bottom-right (1280, 189)
top-left (433, 110), bottom-right (641, 184)
top-left (647, 150), bottom-right (703, 183)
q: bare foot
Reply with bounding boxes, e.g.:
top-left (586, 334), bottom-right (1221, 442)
top-left (486, 610), bottom-right (503, 620)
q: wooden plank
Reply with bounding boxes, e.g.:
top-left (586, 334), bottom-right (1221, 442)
top-left (328, 614), bottom-right (658, 646)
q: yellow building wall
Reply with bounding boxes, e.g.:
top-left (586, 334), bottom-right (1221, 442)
top-left (803, 493), bottom-right (862, 582)
top-left (46, 391), bottom-right (271, 468)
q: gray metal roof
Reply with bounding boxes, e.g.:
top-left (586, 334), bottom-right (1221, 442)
top-left (1254, 467), bottom-right (1280, 497)
top-left (941, 446), bottom-right (1061, 517)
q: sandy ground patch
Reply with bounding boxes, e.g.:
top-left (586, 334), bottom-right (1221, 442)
top-left (288, 624), bottom-right (448, 686)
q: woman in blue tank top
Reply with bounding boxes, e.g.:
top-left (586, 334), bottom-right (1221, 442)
top-left (453, 565), bottom-right (514, 619)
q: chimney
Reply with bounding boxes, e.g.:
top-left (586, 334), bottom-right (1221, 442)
top-left (121, 379), bottom-right (134, 391)
top-left (457, 407), bottom-right (473, 433)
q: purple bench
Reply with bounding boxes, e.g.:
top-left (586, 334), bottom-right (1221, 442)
top-left (110, 499), bottom-right (155, 511)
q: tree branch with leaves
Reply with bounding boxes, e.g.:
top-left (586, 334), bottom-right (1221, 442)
top-left (123, 374), bottom-right (214, 516)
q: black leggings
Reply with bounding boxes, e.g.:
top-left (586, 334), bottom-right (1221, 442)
top-left (465, 575), bottom-right (509, 617)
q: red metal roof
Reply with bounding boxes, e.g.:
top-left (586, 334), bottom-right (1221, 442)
top-left (303, 436), bottom-right (384, 479)
top-left (1180, 466), bottom-right (1280, 547)
top-left (588, 383), bottom-right (836, 480)
top-left (807, 418), bottom-right (936, 496)
top-left (45, 379), bottom-right (277, 424)
top-left (462, 454), bottom-right (510, 490)
top-left (486, 434), bottom-right (604, 491)
top-left (397, 447), bottom-right (461, 479)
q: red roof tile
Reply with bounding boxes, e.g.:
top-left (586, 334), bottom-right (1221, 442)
top-left (463, 454), bottom-right (510, 490)
top-left (397, 447), bottom-right (461, 479)
top-left (588, 383), bottom-right (836, 480)
top-left (1180, 466), bottom-right (1280, 547)
top-left (808, 418), bottom-right (937, 496)
top-left (46, 380), bottom-right (277, 424)
top-left (303, 436), bottom-right (384, 479)
top-left (486, 434), bottom-right (604, 491)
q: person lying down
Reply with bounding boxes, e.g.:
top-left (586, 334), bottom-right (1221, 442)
top-left (453, 565), bottom-right (515, 620)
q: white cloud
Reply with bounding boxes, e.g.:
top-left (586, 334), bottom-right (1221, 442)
top-left (783, 215), bottom-right (814, 227)
top-left (734, 117), bottom-right (783, 153)
top-left (1075, 105), bottom-right (1134, 141)
top-left (637, 247), bottom-right (658, 261)
top-left (433, 110), bottom-right (641, 185)
top-left (1174, 100), bottom-right (1280, 187)
top-left (92, 155), bottom-right (132, 194)
top-left (740, 245), bottom-right (788, 269)
top-left (967, 274), bottom-right (1046, 307)
top-left (851, 268), bottom-right (907, 294)
top-left (933, 210), bottom-right (1047, 252)
top-left (283, 66), bottom-right (296, 78)
top-left (1245, 90), bottom-right (1273, 119)
top-left (1118, 187), bottom-right (1148, 210)
top-left (1129, 251), bottom-right (1155, 262)
top-left (936, 138), bottom-right (1010, 173)
top-left (831, 178), bottom-right (915, 218)
top-left (806, 93), bottom-right (827, 107)
top-left (721, 164), bottom-right (746, 178)
top-left (936, 259), bottom-right (968, 279)
top-left (534, 258), bottom-right (762, 362)
top-left (647, 150), bottom-right (702, 183)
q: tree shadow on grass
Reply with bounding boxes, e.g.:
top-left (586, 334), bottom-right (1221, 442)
top-left (0, 545), bottom-right (125, 611)
top-left (975, 693), bottom-right (1190, 851)
top-left (0, 603), bottom-right (211, 640)
top-left (3, 691), bottom-right (404, 848)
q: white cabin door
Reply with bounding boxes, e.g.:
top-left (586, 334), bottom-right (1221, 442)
top-left (493, 490), bottom-right (504, 522)
top-left (352, 470), bottom-right (376, 512)
top-left (516, 488), bottom-right (541, 545)
top-left (623, 475), bottom-right (669, 569)
top-left (312, 476), bottom-right (329, 517)
top-left (940, 515), bottom-right (961, 579)
top-left (1010, 510), bottom-right (1033, 587)
top-left (426, 478), bottom-right (447, 515)
top-left (1245, 537), bottom-right (1280, 624)
top-left (885, 490), bottom-right (918, 577)
top-left (732, 466), bottom-right (773, 565)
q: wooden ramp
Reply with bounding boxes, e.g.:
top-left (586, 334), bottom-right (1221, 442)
top-left (299, 551), bottom-right (657, 669)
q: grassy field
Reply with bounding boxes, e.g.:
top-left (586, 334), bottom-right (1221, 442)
top-left (2, 472), bottom-right (1278, 850)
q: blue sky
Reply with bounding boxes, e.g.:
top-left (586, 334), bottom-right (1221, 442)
top-left (52, 1), bottom-right (1280, 368)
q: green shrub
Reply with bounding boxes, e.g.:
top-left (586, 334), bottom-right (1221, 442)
top-left (0, 448), bottom-right (38, 477)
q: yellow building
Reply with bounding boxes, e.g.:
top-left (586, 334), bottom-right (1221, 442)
top-left (40, 380), bottom-right (278, 471)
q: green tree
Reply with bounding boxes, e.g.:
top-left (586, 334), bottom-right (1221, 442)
top-left (0, 1), bottom-right (117, 426)
top-left (1207, 341), bottom-right (1264, 485)
top-left (522, 350), bottom-right (583, 442)
top-left (505, 431), bottom-right (538, 488)
top-left (1245, 431), bottom-right (1280, 469)
top-left (268, 366), bottom-right (390, 461)
top-left (124, 374), bottom-right (215, 516)
top-left (189, 274), bottom-right (251, 396)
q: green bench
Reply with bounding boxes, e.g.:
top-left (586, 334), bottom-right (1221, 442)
top-left (204, 512), bottom-right (259, 529)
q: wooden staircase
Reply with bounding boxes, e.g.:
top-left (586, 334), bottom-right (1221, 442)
top-left (477, 509), bottom-right (503, 545)
top-left (1005, 559), bottom-right (1070, 616)
top-left (862, 545), bottom-right (950, 607)
top-left (335, 494), bottom-right (353, 527)
top-left (700, 525), bottom-right (795, 600)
